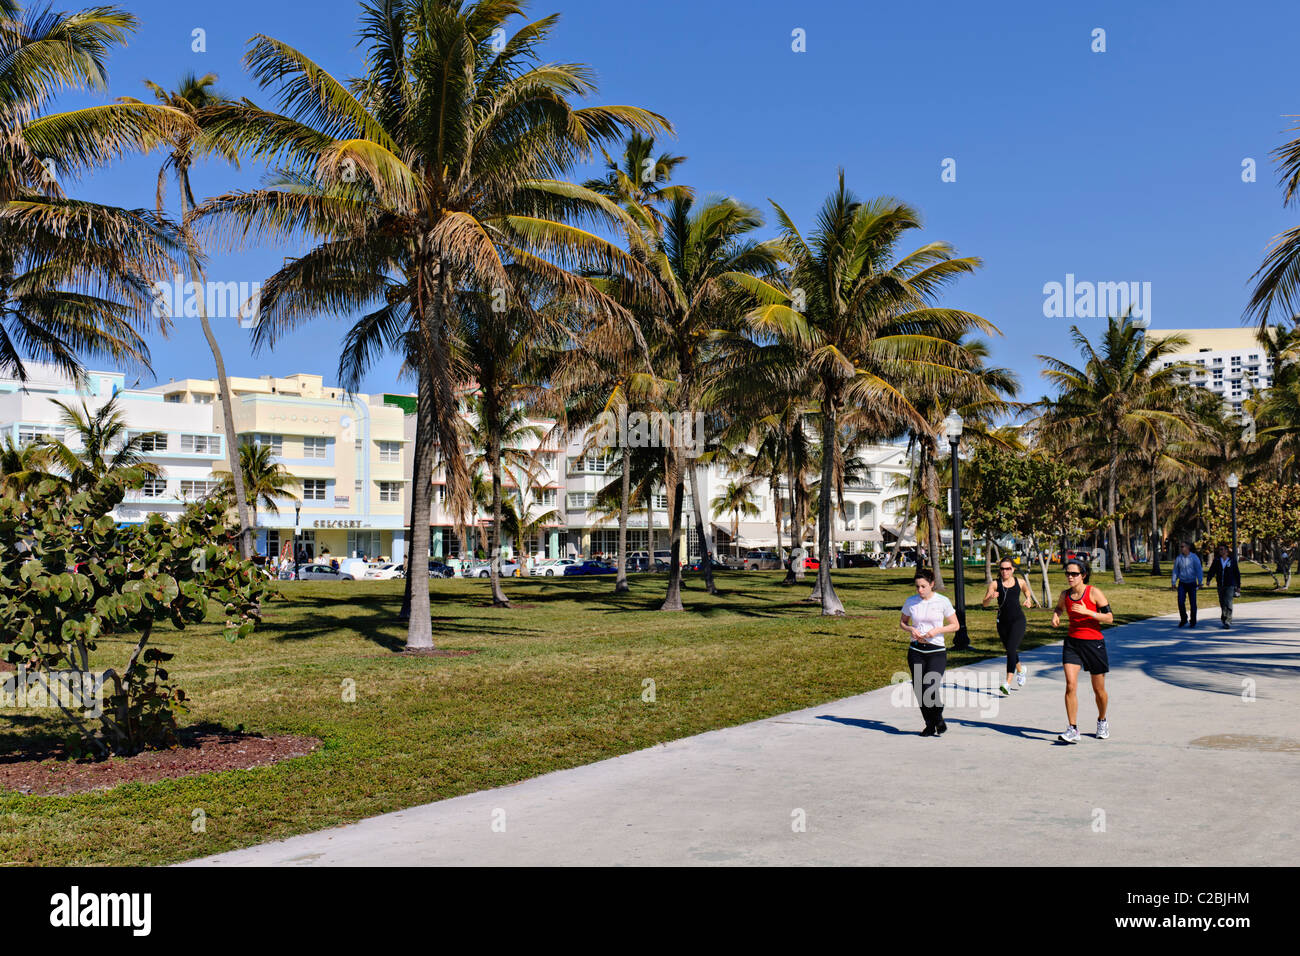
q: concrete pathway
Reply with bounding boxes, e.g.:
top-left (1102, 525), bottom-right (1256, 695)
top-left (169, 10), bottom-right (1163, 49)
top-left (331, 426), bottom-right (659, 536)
top-left (185, 597), bottom-right (1300, 866)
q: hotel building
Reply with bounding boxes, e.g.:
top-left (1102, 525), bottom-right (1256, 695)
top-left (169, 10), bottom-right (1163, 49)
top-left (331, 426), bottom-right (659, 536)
top-left (1147, 327), bottom-right (1275, 416)
top-left (0, 364), bottom-right (226, 524)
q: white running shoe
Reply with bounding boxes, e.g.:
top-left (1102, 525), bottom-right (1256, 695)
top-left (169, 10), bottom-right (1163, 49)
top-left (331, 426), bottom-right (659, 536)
top-left (999, 682), bottom-right (1011, 696)
top-left (1016, 664), bottom-right (1027, 687)
top-left (1058, 725), bottom-right (1081, 744)
top-left (1096, 719), bottom-right (1110, 740)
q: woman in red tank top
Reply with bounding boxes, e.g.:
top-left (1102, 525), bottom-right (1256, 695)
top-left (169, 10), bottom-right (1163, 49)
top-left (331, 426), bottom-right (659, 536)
top-left (1051, 559), bottom-right (1114, 743)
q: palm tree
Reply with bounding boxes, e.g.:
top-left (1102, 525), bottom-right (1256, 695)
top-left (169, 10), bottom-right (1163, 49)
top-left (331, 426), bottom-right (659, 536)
top-left (130, 71), bottom-right (254, 557)
top-left (1246, 116), bottom-right (1300, 326)
top-left (194, 0), bottom-right (670, 649)
top-left (744, 174), bottom-right (995, 614)
top-left (0, 435), bottom-right (60, 498)
top-left (212, 440), bottom-right (297, 532)
top-left (1037, 315), bottom-right (1194, 584)
top-left (711, 479), bottom-right (760, 559)
top-left (43, 395), bottom-right (160, 490)
top-left (0, 3), bottom-right (183, 383)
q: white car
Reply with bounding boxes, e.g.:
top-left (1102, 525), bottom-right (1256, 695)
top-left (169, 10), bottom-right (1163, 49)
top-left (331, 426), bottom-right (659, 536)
top-left (283, 564), bottom-right (356, 581)
top-left (463, 559), bottom-right (521, 578)
top-left (530, 558), bottom-right (577, 576)
top-left (364, 562), bottom-right (404, 580)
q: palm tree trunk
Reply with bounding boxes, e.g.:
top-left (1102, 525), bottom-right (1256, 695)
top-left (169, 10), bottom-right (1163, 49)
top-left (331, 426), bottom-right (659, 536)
top-left (660, 445), bottom-right (685, 611)
top-left (400, 401), bottom-right (426, 620)
top-left (178, 191), bottom-right (252, 558)
top-left (890, 437), bottom-right (917, 568)
top-left (813, 386), bottom-right (844, 615)
top-left (488, 401), bottom-right (509, 607)
top-left (405, 356), bottom-right (436, 650)
top-left (1150, 467), bottom-right (1162, 576)
top-left (984, 533), bottom-right (994, 584)
top-left (688, 461), bottom-right (716, 594)
top-left (615, 443), bottom-right (630, 593)
top-left (771, 472), bottom-right (783, 564)
top-left (1108, 450), bottom-right (1124, 584)
top-left (783, 447), bottom-right (799, 585)
top-left (925, 447), bottom-right (945, 591)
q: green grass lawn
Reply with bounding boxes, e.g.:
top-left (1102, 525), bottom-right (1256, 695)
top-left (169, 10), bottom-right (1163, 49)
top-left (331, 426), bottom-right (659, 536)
top-left (0, 563), bottom-right (1289, 865)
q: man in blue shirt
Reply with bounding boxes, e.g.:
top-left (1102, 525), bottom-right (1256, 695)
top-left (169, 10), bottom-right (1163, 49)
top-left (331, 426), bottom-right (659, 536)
top-left (1171, 541), bottom-right (1204, 628)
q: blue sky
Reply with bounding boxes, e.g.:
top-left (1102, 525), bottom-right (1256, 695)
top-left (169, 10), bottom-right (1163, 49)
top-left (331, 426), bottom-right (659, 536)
top-left (57, 0), bottom-right (1300, 401)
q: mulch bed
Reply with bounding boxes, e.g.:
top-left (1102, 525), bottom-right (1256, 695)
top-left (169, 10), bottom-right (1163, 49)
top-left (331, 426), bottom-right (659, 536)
top-left (0, 730), bottom-right (321, 797)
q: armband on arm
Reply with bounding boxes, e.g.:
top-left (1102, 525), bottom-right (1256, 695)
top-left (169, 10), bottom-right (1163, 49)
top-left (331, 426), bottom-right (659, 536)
top-left (1096, 604), bottom-right (1111, 616)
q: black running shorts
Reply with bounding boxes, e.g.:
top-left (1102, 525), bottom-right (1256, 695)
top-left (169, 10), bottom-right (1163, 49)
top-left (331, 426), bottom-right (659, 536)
top-left (1062, 636), bottom-right (1110, 673)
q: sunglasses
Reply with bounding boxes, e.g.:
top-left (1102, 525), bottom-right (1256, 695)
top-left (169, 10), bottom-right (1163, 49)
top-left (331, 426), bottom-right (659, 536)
top-left (1065, 571), bottom-right (1082, 577)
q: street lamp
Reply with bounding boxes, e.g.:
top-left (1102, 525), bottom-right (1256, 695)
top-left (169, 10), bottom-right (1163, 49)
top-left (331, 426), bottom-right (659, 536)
top-left (1227, 472), bottom-right (1239, 564)
top-left (942, 410), bottom-right (969, 650)
top-left (294, 503), bottom-right (302, 582)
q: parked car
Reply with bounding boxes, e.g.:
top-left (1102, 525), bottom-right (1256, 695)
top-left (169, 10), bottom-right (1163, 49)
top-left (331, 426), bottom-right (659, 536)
top-left (835, 551), bottom-right (872, 568)
top-left (364, 562), bottom-right (404, 580)
top-left (626, 555), bottom-right (669, 572)
top-left (530, 558), bottom-right (578, 576)
top-left (464, 559), bottom-right (521, 578)
top-left (743, 549), bottom-right (783, 571)
top-left (563, 560), bottom-right (617, 576)
top-left (393, 560), bottom-right (456, 578)
top-left (802, 555), bottom-right (820, 571)
top-left (687, 556), bottom-right (735, 572)
top-left (283, 563), bottom-right (356, 581)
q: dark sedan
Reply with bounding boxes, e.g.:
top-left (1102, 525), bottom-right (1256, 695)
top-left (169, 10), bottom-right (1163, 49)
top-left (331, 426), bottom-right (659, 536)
top-left (563, 560), bottom-right (617, 576)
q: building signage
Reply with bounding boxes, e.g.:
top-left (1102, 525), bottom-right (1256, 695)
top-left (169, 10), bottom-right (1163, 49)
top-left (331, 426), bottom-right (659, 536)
top-left (313, 518), bottom-right (364, 529)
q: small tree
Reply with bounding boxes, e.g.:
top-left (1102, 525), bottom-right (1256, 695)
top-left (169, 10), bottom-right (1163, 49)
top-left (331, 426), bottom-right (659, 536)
top-left (1201, 481), bottom-right (1300, 588)
top-left (0, 471), bottom-right (266, 757)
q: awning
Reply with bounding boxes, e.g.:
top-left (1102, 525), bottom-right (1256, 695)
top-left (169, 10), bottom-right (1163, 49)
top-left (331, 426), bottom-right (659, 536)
top-left (711, 521), bottom-right (779, 548)
top-left (881, 523), bottom-right (917, 546)
top-left (838, 528), bottom-right (883, 543)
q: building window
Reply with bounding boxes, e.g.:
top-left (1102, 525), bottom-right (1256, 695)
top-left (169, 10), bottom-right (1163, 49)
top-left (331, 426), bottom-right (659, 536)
top-left (533, 488), bottom-right (557, 507)
top-left (134, 432), bottom-right (168, 452)
top-left (537, 452), bottom-right (557, 471)
top-left (180, 434), bottom-right (219, 454)
top-left (18, 425), bottom-right (64, 445)
top-left (355, 479), bottom-right (363, 494)
top-left (355, 438), bottom-right (363, 453)
top-left (302, 479), bottom-right (327, 501)
top-left (653, 493), bottom-right (669, 510)
top-left (193, 394), bottom-right (214, 404)
top-left (254, 434), bottom-right (283, 456)
top-left (179, 479), bottom-right (220, 499)
top-left (139, 478), bottom-right (167, 498)
top-left (303, 437), bottom-right (328, 459)
top-left (378, 441), bottom-right (401, 463)
top-left (378, 481), bottom-right (400, 503)
top-left (164, 393), bottom-right (183, 403)
top-left (567, 491), bottom-right (597, 510)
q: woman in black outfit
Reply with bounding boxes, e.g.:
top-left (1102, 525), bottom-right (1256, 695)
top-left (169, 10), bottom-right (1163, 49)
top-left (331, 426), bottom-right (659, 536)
top-left (981, 558), bottom-right (1034, 696)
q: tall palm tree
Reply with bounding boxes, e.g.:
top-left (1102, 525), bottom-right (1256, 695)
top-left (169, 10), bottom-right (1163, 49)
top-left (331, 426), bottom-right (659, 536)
top-left (0, 3), bottom-right (184, 383)
top-left (1037, 315), bottom-right (1194, 584)
top-left (194, 0), bottom-right (670, 649)
top-left (43, 395), bottom-right (160, 490)
top-left (130, 71), bottom-right (253, 557)
top-left (711, 478), bottom-right (759, 560)
top-left (212, 440), bottom-right (298, 531)
top-left (744, 174), bottom-right (995, 614)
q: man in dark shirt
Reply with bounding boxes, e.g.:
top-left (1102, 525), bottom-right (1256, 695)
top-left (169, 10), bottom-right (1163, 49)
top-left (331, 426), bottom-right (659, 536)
top-left (1205, 543), bottom-right (1242, 628)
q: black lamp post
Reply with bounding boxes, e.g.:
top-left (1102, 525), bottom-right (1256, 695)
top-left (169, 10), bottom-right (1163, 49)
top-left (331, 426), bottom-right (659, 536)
top-left (1227, 472), bottom-right (1239, 564)
top-left (294, 503), bottom-right (302, 582)
top-left (943, 410), bottom-right (970, 650)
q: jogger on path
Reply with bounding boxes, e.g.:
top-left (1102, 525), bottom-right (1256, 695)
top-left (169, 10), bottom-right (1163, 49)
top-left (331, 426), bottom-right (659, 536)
top-left (1052, 559), bottom-right (1114, 743)
top-left (982, 558), bottom-right (1035, 696)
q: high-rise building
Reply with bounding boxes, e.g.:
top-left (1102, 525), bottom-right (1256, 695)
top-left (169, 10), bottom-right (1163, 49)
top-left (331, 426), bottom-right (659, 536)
top-left (1146, 327), bottom-right (1274, 416)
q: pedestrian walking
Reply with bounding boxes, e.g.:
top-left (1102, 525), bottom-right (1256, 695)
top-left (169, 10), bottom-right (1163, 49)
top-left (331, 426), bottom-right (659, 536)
top-left (899, 569), bottom-right (961, 737)
top-left (1171, 541), bottom-right (1204, 628)
top-left (1205, 543), bottom-right (1241, 628)
top-left (982, 558), bottom-right (1034, 696)
top-left (1051, 559), bottom-right (1114, 743)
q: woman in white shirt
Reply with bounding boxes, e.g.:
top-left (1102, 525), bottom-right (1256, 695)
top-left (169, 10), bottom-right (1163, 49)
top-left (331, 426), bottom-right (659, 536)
top-left (899, 568), bottom-right (961, 736)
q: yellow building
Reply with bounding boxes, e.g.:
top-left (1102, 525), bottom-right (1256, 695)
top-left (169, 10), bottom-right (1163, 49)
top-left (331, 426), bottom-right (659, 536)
top-left (147, 373), bottom-right (411, 561)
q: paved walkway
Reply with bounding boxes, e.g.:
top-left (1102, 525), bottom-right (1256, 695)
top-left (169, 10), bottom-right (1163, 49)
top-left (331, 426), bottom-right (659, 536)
top-left (186, 596), bottom-right (1300, 866)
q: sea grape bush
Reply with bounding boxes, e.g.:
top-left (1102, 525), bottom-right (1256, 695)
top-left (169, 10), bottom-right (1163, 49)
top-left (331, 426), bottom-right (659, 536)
top-left (0, 470), bottom-right (267, 756)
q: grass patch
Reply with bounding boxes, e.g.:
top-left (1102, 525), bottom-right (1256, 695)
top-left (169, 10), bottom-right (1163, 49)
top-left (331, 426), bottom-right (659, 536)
top-left (0, 563), bottom-right (1287, 865)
